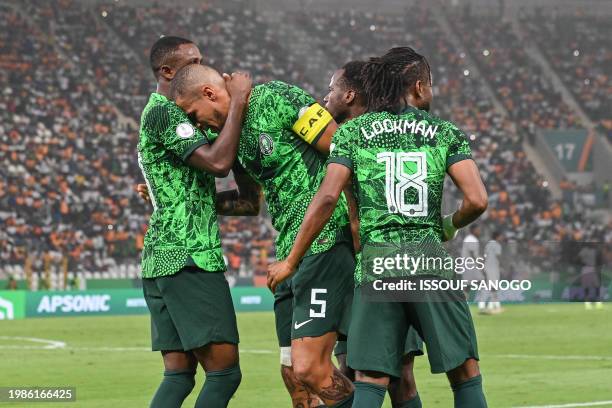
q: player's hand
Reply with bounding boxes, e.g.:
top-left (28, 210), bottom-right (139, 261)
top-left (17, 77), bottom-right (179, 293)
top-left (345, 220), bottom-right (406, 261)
top-left (136, 183), bottom-right (150, 203)
top-left (442, 213), bottom-right (459, 241)
top-left (224, 71), bottom-right (252, 104)
top-left (267, 260), bottom-right (296, 293)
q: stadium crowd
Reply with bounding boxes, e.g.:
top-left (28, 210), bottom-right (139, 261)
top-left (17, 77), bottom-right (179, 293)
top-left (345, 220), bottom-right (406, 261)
top-left (520, 11), bottom-right (611, 123)
top-left (520, 11), bottom-right (612, 144)
top-left (0, 1), bottom-right (609, 287)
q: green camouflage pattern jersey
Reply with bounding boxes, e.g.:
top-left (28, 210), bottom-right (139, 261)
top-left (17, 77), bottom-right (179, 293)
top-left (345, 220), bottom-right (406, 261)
top-left (236, 81), bottom-right (350, 259)
top-left (328, 106), bottom-right (472, 284)
top-left (137, 93), bottom-right (225, 278)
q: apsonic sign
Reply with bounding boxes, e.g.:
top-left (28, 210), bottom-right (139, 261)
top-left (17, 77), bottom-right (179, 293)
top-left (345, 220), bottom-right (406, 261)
top-left (23, 288), bottom-right (274, 318)
top-left (26, 289), bottom-right (148, 317)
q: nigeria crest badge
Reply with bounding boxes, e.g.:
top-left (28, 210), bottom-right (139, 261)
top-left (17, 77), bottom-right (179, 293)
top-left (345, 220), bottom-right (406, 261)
top-left (259, 133), bottom-right (274, 156)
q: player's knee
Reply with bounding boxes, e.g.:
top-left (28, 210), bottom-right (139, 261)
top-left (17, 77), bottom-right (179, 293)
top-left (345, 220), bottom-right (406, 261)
top-left (447, 358), bottom-right (481, 386)
top-left (292, 358), bottom-right (324, 387)
top-left (162, 351), bottom-right (197, 372)
top-left (165, 369), bottom-right (197, 388)
top-left (207, 364), bottom-right (242, 389)
top-left (226, 365), bottom-right (242, 390)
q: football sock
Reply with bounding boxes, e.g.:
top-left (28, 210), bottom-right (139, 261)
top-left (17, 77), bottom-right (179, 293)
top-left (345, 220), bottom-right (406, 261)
top-left (149, 369), bottom-right (196, 408)
top-left (452, 375), bottom-right (488, 408)
top-left (396, 393), bottom-right (422, 408)
top-left (194, 364), bottom-right (242, 408)
top-left (352, 382), bottom-right (386, 408)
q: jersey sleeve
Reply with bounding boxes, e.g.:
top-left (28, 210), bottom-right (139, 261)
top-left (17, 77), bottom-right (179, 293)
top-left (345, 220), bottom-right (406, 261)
top-left (143, 103), bottom-right (209, 161)
top-left (269, 81), bottom-right (334, 145)
top-left (445, 123), bottom-right (473, 169)
top-left (204, 129), bottom-right (219, 144)
top-left (327, 121), bottom-right (355, 170)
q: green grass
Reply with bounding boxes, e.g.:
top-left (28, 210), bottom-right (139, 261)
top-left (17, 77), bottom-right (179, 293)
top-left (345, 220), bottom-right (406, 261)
top-left (1, 304), bottom-right (611, 407)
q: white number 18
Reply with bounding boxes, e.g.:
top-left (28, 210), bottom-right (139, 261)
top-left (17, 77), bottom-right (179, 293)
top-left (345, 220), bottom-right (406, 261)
top-left (376, 151), bottom-right (428, 217)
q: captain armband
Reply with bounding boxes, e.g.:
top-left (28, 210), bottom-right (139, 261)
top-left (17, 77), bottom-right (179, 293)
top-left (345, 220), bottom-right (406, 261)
top-left (291, 103), bottom-right (333, 145)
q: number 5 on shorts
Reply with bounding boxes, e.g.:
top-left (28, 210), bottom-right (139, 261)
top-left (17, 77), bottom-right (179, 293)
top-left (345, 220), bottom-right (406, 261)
top-left (310, 288), bottom-right (327, 318)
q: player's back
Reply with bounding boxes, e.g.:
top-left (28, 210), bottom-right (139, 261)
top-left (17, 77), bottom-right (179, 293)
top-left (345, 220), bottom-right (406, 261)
top-left (236, 81), bottom-right (350, 259)
top-left (331, 106), bottom-right (472, 247)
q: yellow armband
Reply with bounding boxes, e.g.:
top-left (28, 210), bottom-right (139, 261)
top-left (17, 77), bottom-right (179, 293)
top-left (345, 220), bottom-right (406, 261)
top-left (291, 103), bottom-right (333, 144)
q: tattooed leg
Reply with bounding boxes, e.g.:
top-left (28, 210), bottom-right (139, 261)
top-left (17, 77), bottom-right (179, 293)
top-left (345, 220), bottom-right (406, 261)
top-left (317, 367), bottom-right (355, 404)
top-left (292, 333), bottom-right (354, 406)
top-left (281, 365), bottom-right (324, 408)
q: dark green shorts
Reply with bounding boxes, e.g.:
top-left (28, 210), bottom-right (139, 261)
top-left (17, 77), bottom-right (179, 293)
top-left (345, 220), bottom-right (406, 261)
top-left (335, 330), bottom-right (423, 357)
top-left (348, 283), bottom-right (478, 377)
top-left (143, 266), bottom-right (239, 351)
top-left (274, 280), bottom-right (293, 347)
top-left (274, 242), bottom-right (354, 345)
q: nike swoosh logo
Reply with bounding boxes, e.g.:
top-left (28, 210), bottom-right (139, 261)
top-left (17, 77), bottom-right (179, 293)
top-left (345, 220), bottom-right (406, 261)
top-left (294, 319), bottom-right (314, 330)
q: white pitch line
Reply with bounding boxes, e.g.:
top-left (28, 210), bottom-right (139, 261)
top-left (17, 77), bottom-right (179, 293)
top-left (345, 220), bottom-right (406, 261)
top-left (514, 400), bottom-right (612, 408)
top-left (0, 336), bottom-right (66, 349)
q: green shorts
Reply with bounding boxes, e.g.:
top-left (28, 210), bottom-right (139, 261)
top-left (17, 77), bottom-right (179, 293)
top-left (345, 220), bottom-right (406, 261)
top-left (334, 329), bottom-right (423, 357)
top-left (143, 266), bottom-right (239, 351)
top-left (348, 281), bottom-right (478, 378)
top-left (274, 241), bottom-right (354, 345)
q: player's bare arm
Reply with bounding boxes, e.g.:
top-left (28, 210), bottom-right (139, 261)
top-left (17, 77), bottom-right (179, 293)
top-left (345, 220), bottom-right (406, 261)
top-left (267, 163), bottom-right (351, 292)
top-left (309, 120), bottom-right (337, 154)
top-left (216, 163), bottom-right (262, 216)
top-left (443, 159), bottom-right (488, 240)
top-left (343, 182), bottom-right (361, 253)
top-left (184, 72), bottom-right (252, 177)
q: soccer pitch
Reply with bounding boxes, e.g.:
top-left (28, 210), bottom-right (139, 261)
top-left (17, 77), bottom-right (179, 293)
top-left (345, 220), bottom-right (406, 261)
top-left (0, 304), bottom-right (611, 408)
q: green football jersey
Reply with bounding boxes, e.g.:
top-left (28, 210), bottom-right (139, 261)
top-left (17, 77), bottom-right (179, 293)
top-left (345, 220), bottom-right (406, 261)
top-left (236, 81), bottom-right (350, 259)
top-left (137, 93), bottom-right (225, 278)
top-left (328, 107), bottom-right (472, 284)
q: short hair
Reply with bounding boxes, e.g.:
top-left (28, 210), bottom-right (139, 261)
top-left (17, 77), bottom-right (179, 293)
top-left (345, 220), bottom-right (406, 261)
top-left (149, 36), bottom-right (194, 78)
top-left (338, 60), bottom-right (366, 95)
top-left (362, 47), bottom-right (431, 112)
top-left (170, 64), bottom-right (220, 101)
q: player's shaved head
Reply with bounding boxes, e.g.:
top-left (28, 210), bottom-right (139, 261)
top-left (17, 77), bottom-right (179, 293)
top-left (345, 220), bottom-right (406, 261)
top-left (170, 64), bottom-right (225, 102)
top-left (170, 64), bottom-right (233, 133)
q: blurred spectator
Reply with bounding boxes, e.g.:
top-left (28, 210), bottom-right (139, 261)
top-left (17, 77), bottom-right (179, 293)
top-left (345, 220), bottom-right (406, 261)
top-left (0, 1), bottom-right (609, 288)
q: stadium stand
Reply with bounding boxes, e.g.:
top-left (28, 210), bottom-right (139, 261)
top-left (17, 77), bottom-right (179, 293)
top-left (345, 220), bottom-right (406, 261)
top-left (520, 11), bottom-right (611, 122)
top-left (0, 0), bottom-right (609, 289)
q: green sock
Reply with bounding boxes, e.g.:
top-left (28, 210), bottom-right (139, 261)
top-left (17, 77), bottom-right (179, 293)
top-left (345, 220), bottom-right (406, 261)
top-left (149, 369), bottom-right (195, 408)
top-left (452, 375), bottom-right (487, 408)
top-left (194, 364), bottom-right (242, 408)
top-left (330, 393), bottom-right (354, 407)
top-left (352, 381), bottom-right (386, 408)
top-left (396, 393), bottom-right (422, 408)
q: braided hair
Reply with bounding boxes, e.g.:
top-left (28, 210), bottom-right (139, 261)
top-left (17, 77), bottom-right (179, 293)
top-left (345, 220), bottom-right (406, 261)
top-left (362, 47), bottom-right (431, 112)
